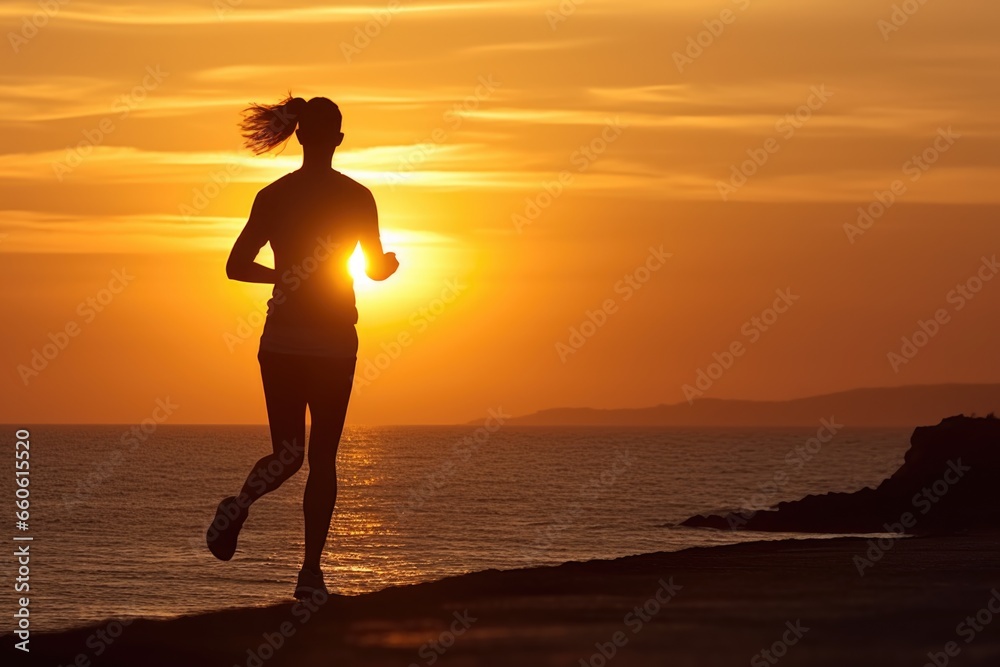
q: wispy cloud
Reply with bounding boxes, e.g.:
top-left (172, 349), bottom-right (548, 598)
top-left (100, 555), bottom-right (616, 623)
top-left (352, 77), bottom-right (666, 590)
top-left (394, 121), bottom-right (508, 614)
top-left (0, 209), bottom-right (455, 253)
top-left (0, 142), bottom-right (521, 182)
top-left (0, 0), bottom-right (547, 27)
top-left (457, 37), bottom-right (606, 56)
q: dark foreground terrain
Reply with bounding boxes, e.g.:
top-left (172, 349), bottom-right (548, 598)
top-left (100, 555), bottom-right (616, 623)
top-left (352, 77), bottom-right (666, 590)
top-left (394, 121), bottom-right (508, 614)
top-left (7, 530), bottom-right (1000, 666)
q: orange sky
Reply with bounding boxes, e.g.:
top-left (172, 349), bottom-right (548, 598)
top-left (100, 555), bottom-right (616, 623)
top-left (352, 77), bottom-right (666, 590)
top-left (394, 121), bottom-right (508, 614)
top-left (2, 0), bottom-right (999, 424)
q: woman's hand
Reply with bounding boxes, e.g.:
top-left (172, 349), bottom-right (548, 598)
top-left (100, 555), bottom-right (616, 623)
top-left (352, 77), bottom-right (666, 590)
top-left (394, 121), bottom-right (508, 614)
top-left (366, 251), bottom-right (399, 281)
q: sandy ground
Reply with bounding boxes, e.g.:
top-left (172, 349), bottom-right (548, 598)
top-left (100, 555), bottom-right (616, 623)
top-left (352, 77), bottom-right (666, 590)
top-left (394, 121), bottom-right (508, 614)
top-left (8, 531), bottom-right (1000, 666)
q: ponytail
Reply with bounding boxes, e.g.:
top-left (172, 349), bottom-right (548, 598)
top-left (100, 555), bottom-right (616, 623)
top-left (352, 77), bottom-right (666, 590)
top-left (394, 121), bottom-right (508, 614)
top-left (239, 93), bottom-right (307, 155)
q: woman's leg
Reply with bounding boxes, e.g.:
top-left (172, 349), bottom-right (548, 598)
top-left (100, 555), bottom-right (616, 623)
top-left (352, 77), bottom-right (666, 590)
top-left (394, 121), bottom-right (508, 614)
top-left (301, 357), bottom-right (355, 573)
top-left (236, 351), bottom-right (309, 511)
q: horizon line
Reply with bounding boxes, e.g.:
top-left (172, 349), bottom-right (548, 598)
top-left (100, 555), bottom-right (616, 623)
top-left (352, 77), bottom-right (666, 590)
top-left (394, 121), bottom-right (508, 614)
top-left (6, 381), bottom-right (1000, 427)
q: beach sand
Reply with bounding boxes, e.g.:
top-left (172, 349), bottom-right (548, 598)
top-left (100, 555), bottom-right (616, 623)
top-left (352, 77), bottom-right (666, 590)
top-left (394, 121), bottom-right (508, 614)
top-left (11, 530), bottom-right (1000, 666)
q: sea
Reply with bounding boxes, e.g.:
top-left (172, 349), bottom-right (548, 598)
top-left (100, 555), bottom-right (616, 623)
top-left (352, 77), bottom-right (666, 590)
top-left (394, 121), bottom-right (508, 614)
top-left (1, 425), bottom-right (912, 632)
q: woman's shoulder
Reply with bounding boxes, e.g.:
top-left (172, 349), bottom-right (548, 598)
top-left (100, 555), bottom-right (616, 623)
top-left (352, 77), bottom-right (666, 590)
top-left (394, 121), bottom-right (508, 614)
top-left (255, 173), bottom-right (296, 200)
top-left (261, 169), bottom-right (373, 205)
top-left (330, 169), bottom-right (373, 196)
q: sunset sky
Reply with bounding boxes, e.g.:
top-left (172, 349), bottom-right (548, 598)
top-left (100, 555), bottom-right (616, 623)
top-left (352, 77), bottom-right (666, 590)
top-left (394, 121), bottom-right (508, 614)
top-left (2, 0), bottom-right (999, 425)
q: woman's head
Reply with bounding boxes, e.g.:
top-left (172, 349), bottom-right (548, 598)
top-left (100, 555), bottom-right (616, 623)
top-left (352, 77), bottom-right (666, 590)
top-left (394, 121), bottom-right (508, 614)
top-left (240, 94), bottom-right (343, 155)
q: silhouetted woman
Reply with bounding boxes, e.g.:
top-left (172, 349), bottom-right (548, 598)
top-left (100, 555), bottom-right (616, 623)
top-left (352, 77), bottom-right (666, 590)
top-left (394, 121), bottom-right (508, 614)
top-left (207, 94), bottom-right (398, 599)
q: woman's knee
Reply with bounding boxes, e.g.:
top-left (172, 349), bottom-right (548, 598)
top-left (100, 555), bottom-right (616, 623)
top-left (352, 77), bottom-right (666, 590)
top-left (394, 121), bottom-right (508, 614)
top-left (274, 437), bottom-right (306, 471)
top-left (306, 447), bottom-right (338, 475)
top-left (277, 453), bottom-right (305, 479)
top-left (255, 452), bottom-right (304, 484)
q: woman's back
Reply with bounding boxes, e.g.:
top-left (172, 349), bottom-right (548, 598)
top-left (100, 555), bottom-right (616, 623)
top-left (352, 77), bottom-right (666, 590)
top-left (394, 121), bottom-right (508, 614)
top-left (258, 167), bottom-right (377, 332)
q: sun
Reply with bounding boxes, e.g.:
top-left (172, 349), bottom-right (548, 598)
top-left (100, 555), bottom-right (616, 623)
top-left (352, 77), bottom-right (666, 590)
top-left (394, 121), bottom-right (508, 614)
top-left (348, 243), bottom-right (368, 283)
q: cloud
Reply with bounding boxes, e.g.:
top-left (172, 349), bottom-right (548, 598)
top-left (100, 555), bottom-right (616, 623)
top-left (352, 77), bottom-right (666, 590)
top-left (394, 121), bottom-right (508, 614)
top-left (0, 0), bottom-right (546, 27)
top-left (0, 208), bottom-right (456, 253)
top-left (456, 37), bottom-right (606, 56)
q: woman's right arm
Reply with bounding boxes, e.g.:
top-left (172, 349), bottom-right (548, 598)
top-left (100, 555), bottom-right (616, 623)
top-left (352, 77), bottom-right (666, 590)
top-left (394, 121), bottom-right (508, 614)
top-left (226, 191), bottom-right (276, 284)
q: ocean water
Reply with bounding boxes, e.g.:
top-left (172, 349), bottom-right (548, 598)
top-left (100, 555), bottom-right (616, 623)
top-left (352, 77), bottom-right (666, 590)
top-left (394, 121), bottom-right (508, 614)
top-left (2, 425), bottom-right (912, 631)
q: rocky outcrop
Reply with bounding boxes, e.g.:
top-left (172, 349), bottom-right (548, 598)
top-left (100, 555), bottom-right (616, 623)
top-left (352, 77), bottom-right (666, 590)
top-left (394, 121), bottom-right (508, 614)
top-left (682, 415), bottom-right (1000, 533)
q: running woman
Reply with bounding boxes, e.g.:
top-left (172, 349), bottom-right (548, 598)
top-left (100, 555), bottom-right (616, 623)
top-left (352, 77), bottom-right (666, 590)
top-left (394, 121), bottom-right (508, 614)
top-left (207, 94), bottom-right (398, 599)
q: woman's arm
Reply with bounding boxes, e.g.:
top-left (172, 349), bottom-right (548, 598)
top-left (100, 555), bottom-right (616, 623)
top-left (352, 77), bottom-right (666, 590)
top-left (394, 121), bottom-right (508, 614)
top-left (359, 190), bottom-right (399, 281)
top-left (226, 191), bottom-right (276, 284)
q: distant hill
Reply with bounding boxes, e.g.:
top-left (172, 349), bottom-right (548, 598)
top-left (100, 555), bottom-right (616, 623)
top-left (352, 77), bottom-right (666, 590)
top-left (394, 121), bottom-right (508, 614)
top-left (494, 384), bottom-right (1000, 427)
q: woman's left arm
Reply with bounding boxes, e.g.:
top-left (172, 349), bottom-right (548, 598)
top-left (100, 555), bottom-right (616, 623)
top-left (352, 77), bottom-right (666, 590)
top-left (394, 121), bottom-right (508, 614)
top-left (226, 190), bottom-right (276, 284)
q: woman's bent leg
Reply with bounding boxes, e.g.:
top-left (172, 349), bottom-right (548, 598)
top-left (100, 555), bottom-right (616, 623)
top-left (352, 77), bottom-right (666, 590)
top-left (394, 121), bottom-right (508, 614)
top-left (301, 357), bottom-right (355, 572)
top-left (237, 351), bottom-right (308, 509)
